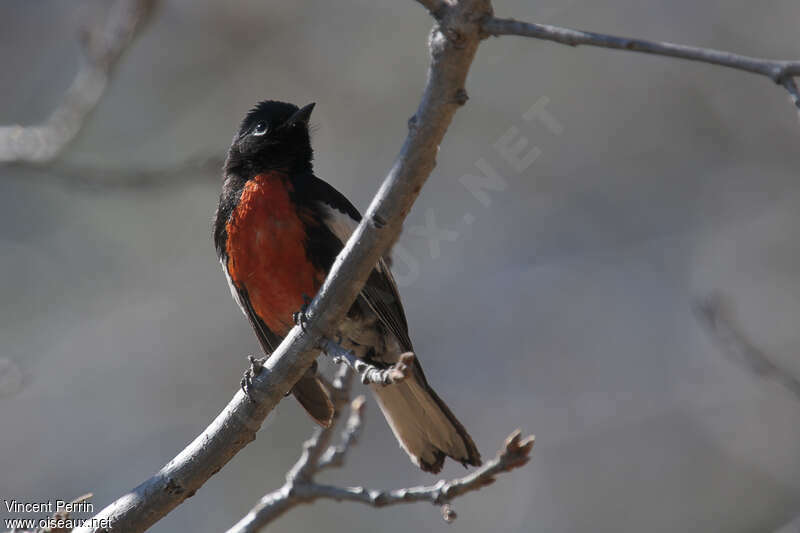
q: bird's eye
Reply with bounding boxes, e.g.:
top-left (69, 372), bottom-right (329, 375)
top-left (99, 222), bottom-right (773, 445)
top-left (253, 122), bottom-right (268, 136)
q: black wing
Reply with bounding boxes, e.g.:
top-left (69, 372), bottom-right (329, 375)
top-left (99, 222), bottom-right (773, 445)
top-left (224, 265), bottom-right (333, 426)
top-left (234, 282), bottom-right (282, 355)
top-left (294, 174), bottom-right (413, 352)
top-left (362, 260), bottom-right (413, 351)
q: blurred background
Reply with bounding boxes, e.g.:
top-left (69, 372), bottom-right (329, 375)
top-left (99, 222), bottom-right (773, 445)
top-left (2, 0), bottom-right (800, 531)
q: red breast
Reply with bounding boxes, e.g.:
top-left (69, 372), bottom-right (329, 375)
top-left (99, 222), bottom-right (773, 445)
top-left (225, 172), bottom-right (325, 335)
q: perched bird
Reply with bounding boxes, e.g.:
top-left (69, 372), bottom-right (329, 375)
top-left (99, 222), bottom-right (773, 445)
top-left (213, 100), bottom-right (481, 473)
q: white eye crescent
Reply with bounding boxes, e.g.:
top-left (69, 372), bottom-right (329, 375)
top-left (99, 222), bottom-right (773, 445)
top-left (253, 122), bottom-right (268, 136)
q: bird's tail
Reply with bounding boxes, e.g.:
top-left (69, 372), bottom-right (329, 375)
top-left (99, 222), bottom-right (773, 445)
top-left (371, 362), bottom-right (481, 473)
top-left (292, 373), bottom-right (334, 427)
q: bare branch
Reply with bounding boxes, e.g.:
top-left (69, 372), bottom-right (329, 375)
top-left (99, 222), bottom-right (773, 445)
top-left (228, 369), bottom-right (362, 532)
top-left (290, 366), bottom-right (355, 481)
top-left (73, 2), bottom-right (494, 531)
top-left (294, 430), bottom-right (534, 509)
top-left (0, 0), bottom-right (155, 164)
top-left (483, 17), bottom-right (800, 115)
top-left (694, 292), bottom-right (800, 401)
top-left (229, 394), bottom-right (533, 533)
top-left (317, 396), bottom-right (367, 471)
top-left (15, 2), bottom-right (800, 532)
top-left (231, 332), bottom-right (533, 533)
top-left (322, 338), bottom-right (415, 385)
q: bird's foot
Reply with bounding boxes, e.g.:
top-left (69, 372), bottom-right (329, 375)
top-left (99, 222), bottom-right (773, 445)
top-left (293, 294), bottom-right (313, 331)
top-left (241, 355), bottom-right (267, 401)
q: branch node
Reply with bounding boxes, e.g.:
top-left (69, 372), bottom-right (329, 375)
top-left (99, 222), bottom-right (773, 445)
top-left (415, 0), bottom-right (448, 21)
top-left (443, 28), bottom-right (467, 48)
top-left (372, 213), bottom-right (387, 229)
top-left (441, 503), bottom-right (458, 523)
top-left (241, 355), bottom-right (267, 402)
top-left (454, 88), bottom-right (469, 106)
top-left (164, 478), bottom-right (186, 496)
top-left (248, 355), bottom-right (265, 374)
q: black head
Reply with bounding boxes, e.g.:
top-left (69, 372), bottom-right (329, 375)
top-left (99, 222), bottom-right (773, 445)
top-left (224, 100), bottom-right (315, 177)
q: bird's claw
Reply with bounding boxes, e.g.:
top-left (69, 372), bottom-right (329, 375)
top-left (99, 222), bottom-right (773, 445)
top-left (293, 294), bottom-right (313, 331)
top-left (241, 355), bottom-right (267, 401)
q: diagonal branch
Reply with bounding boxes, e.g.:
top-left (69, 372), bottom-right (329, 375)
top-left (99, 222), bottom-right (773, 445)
top-left (72, 2), bottom-right (494, 531)
top-left (17, 1), bottom-right (800, 532)
top-left (483, 17), bottom-right (800, 115)
top-left (56, 3), bottom-right (800, 533)
top-left (0, 0), bottom-right (155, 164)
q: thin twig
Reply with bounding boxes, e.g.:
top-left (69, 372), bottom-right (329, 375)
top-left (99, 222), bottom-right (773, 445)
top-left (228, 367), bottom-right (360, 532)
top-left (0, 0), bottom-right (155, 164)
top-left (73, 2), bottom-right (494, 531)
top-left (294, 430), bottom-right (534, 509)
top-left (229, 339), bottom-right (532, 533)
top-left (229, 410), bottom-right (533, 533)
top-left (317, 396), bottom-right (366, 471)
top-left (321, 338), bottom-right (415, 386)
top-left (483, 17), bottom-right (800, 114)
top-left (285, 365), bottom-right (354, 483)
top-left (694, 292), bottom-right (800, 401)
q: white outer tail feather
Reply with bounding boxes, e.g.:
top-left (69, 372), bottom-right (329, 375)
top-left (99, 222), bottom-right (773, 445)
top-left (370, 373), bottom-right (475, 473)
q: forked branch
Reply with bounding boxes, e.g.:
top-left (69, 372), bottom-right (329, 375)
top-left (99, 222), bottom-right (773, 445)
top-left (72, 2), bottom-right (495, 531)
top-left (59, 1), bottom-right (800, 532)
top-left (228, 362), bottom-right (533, 533)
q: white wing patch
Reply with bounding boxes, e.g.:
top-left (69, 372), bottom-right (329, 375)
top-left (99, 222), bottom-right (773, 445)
top-left (321, 202), bottom-right (395, 277)
top-left (321, 203), bottom-right (358, 244)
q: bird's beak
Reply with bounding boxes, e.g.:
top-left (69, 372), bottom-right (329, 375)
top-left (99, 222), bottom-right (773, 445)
top-left (288, 102), bottom-right (315, 125)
